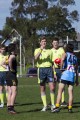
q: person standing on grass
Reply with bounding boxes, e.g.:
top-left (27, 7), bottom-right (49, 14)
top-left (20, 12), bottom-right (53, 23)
top-left (34, 36), bottom-right (57, 112)
top-left (52, 43), bottom-right (79, 113)
top-left (6, 44), bottom-right (18, 114)
top-left (0, 45), bottom-right (8, 108)
top-left (51, 37), bottom-right (66, 106)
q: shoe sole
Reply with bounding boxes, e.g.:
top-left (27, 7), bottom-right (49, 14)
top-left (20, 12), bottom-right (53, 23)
top-left (51, 109), bottom-right (60, 113)
top-left (8, 111), bottom-right (17, 114)
top-left (41, 109), bottom-right (47, 112)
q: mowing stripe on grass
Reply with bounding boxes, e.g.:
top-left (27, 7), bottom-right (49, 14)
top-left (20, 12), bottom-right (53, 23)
top-left (18, 84), bottom-right (49, 88)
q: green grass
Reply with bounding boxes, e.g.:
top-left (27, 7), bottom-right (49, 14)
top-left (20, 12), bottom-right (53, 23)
top-left (0, 77), bottom-right (80, 120)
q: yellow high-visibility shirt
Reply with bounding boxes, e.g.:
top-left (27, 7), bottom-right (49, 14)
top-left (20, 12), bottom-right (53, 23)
top-left (34, 48), bottom-right (53, 68)
top-left (0, 54), bottom-right (8, 71)
top-left (51, 47), bottom-right (65, 68)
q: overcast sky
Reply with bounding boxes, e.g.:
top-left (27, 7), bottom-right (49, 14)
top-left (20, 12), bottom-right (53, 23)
top-left (0, 0), bottom-right (80, 32)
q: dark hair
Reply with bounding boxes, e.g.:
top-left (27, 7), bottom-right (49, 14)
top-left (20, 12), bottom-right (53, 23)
top-left (8, 43), bottom-right (16, 54)
top-left (39, 36), bottom-right (46, 42)
top-left (65, 43), bottom-right (74, 53)
top-left (52, 37), bottom-right (59, 42)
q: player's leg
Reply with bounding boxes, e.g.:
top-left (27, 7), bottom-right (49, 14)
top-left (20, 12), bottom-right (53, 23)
top-left (7, 85), bottom-right (17, 114)
top-left (10, 85), bottom-right (17, 113)
top-left (47, 67), bottom-right (55, 110)
top-left (4, 80), bottom-right (8, 100)
top-left (39, 68), bottom-right (47, 111)
top-left (49, 82), bottom-right (55, 110)
top-left (51, 82), bottom-right (65, 112)
top-left (56, 69), bottom-right (66, 106)
top-left (0, 72), bottom-right (8, 107)
top-left (7, 86), bottom-right (12, 111)
top-left (6, 71), bottom-right (18, 114)
top-left (0, 72), bottom-right (5, 108)
top-left (40, 84), bottom-right (47, 111)
top-left (0, 85), bottom-right (4, 108)
top-left (61, 89), bottom-right (67, 106)
top-left (68, 84), bottom-right (73, 113)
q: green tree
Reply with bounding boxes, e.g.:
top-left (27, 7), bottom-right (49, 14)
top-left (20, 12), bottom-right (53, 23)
top-left (0, 0), bottom-right (79, 64)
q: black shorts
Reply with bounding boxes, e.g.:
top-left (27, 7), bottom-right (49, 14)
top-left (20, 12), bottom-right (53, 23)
top-left (6, 71), bottom-right (18, 86)
top-left (60, 79), bottom-right (74, 86)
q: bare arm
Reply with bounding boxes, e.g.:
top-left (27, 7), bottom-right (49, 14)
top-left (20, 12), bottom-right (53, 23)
top-left (60, 53), bottom-right (67, 70)
top-left (52, 63), bottom-right (57, 81)
top-left (0, 58), bottom-right (7, 69)
top-left (34, 45), bottom-right (44, 60)
top-left (34, 49), bottom-right (43, 60)
top-left (9, 55), bottom-right (15, 71)
top-left (75, 64), bottom-right (79, 86)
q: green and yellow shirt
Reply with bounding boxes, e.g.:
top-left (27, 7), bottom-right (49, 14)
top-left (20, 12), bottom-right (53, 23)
top-left (34, 48), bottom-right (53, 68)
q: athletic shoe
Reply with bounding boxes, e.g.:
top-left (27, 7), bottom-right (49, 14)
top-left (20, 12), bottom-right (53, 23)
top-left (61, 101), bottom-right (67, 107)
top-left (41, 106), bottom-right (48, 112)
top-left (51, 105), bottom-right (56, 111)
top-left (8, 109), bottom-right (17, 114)
top-left (68, 109), bottom-right (73, 113)
top-left (0, 103), bottom-right (4, 108)
top-left (51, 107), bottom-right (60, 113)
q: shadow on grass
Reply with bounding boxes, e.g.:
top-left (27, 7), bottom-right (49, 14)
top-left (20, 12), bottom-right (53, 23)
top-left (73, 102), bottom-right (80, 105)
top-left (8, 102), bottom-right (80, 114)
top-left (59, 102), bottom-right (80, 113)
top-left (17, 108), bottom-right (42, 114)
top-left (17, 107), bottom-right (80, 114)
top-left (14, 102), bottom-right (42, 106)
top-left (61, 110), bottom-right (80, 114)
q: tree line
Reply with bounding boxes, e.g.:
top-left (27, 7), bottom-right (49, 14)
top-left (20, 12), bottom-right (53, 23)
top-left (0, 0), bottom-right (79, 65)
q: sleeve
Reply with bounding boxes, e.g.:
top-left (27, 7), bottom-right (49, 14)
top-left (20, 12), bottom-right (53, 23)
top-left (61, 47), bottom-right (65, 53)
top-left (34, 48), bottom-right (40, 56)
top-left (50, 50), bottom-right (53, 63)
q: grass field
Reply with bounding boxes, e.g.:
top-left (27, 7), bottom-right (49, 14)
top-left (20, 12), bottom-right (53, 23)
top-left (0, 77), bottom-right (80, 120)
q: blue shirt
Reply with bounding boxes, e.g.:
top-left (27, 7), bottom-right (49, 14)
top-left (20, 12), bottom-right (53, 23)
top-left (61, 52), bottom-right (77, 82)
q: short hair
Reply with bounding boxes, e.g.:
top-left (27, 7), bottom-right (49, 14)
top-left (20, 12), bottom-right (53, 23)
top-left (39, 36), bottom-right (46, 42)
top-left (52, 37), bottom-right (59, 42)
top-left (8, 43), bottom-right (16, 54)
top-left (65, 43), bottom-right (74, 53)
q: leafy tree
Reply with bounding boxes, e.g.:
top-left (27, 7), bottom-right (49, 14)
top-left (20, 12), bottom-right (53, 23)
top-left (0, 0), bottom-right (79, 64)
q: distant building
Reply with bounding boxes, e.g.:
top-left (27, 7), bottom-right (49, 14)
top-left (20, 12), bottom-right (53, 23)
top-left (76, 32), bottom-right (80, 50)
top-left (59, 32), bottom-right (80, 52)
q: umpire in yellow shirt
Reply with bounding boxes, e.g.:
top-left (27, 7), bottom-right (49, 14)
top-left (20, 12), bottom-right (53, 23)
top-left (34, 36), bottom-right (57, 112)
top-left (51, 37), bottom-right (66, 106)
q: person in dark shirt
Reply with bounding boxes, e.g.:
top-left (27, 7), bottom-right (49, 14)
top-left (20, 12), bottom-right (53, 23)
top-left (6, 44), bottom-right (18, 114)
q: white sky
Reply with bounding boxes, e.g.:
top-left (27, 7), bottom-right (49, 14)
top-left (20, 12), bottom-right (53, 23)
top-left (0, 0), bottom-right (80, 32)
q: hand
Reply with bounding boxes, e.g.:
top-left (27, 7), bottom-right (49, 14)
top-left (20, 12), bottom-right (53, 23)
top-left (54, 74), bottom-right (57, 81)
top-left (40, 46), bottom-right (44, 50)
top-left (75, 81), bottom-right (79, 86)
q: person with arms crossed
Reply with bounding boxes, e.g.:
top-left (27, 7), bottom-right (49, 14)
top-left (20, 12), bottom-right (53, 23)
top-left (52, 43), bottom-right (78, 113)
top-left (51, 37), bottom-right (66, 106)
top-left (34, 36), bottom-right (57, 112)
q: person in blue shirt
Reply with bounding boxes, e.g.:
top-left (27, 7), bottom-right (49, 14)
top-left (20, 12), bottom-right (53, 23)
top-left (52, 43), bottom-right (79, 113)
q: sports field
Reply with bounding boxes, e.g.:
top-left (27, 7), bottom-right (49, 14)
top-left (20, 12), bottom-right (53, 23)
top-left (0, 77), bottom-right (80, 120)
